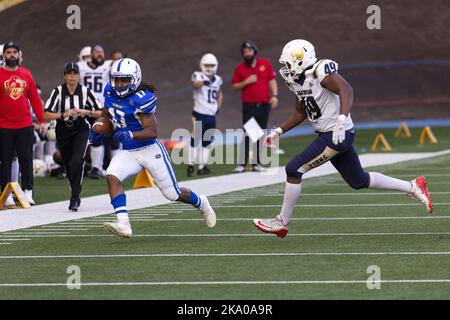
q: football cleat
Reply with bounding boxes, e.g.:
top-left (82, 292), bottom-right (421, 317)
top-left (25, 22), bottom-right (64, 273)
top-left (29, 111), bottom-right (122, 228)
top-left (408, 176), bottom-right (433, 213)
top-left (252, 164), bottom-right (266, 172)
top-left (233, 165), bottom-right (245, 173)
top-left (198, 195), bottom-right (216, 228)
top-left (187, 165), bottom-right (195, 177)
top-left (104, 221), bottom-right (132, 238)
top-left (197, 166), bottom-right (211, 175)
top-left (253, 215), bottom-right (288, 238)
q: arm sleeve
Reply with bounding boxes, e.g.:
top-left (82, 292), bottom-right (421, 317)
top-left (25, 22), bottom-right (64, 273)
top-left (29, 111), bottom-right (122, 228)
top-left (314, 59), bottom-right (339, 83)
top-left (44, 87), bottom-right (60, 113)
top-left (86, 88), bottom-right (102, 110)
top-left (28, 76), bottom-right (45, 123)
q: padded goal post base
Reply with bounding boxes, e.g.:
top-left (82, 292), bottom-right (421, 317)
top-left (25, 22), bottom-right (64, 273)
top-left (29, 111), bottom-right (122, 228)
top-left (132, 170), bottom-right (156, 189)
top-left (371, 133), bottom-right (392, 152)
top-left (0, 182), bottom-right (31, 210)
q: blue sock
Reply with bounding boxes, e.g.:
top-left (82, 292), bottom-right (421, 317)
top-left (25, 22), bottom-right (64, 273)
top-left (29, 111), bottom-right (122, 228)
top-left (111, 193), bottom-right (128, 219)
top-left (185, 190), bottom-right (202, 208)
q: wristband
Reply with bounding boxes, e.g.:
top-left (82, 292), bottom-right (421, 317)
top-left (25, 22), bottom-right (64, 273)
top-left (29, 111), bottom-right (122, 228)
top-left (274, 127), bottom-right (283, 135)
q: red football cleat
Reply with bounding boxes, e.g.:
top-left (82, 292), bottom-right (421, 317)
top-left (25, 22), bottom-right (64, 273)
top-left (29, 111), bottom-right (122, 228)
top-left (253, 215), bottom-right (288, 238)
top-left (408, 176), bottom-right (433, 213)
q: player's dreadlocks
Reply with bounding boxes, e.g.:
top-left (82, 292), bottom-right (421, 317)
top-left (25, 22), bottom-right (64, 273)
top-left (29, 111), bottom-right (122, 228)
top-left (137, 82), bottom-right (156, 93)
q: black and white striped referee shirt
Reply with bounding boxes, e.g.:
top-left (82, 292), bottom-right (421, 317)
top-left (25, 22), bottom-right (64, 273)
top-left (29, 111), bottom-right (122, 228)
top-left (44, 83), bottom-right (101, 122)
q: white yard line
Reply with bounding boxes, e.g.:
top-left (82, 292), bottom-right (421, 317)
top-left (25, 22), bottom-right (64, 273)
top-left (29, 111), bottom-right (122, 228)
top-left (1, 279), bottom-right (450, 287)
top-left (193, 203), bottom-right (450, 208)
top-left (83, 216), bottom-right (450, 222)
top-left (1, 232), bottom-right (450, 238)
top-left (3, 251), bottom-right (450, 259)
top-left (1, 149), bottom-right (449, 232)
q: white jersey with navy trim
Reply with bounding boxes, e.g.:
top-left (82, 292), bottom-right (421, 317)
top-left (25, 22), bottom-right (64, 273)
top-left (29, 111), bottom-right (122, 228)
top-left (77, 60), bottom-right (113, 105)
top-left (285, 59), bottom-right (354, 133)
top-left (191, 71), bottom-right (222, 116)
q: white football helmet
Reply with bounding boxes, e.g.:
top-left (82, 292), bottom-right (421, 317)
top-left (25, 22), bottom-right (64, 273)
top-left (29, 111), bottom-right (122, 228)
top-left (78, 46), bottom-right (91, 62)
top-left (46, 120), bottom-right (57, 141)
top-left (110, 58), bottom-right (142, 97)
top-left (200, 53), bottom-right (218, 76)
top-left (279, 39), bottom-right (317, 82)
top-left (33, 159), bottom-right (47, 177)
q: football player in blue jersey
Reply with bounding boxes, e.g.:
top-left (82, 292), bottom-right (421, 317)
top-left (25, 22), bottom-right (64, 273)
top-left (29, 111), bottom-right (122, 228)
top-left (100, 58), bottom-right (216, 238)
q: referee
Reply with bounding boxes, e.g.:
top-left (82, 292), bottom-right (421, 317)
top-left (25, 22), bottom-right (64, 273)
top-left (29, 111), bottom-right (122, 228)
top-left (44, 62), bottom-right (102, 211)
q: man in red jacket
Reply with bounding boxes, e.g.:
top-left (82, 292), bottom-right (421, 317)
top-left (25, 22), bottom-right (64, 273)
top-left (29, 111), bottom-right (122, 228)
top-left (0, 41), bottom-right (46, 206)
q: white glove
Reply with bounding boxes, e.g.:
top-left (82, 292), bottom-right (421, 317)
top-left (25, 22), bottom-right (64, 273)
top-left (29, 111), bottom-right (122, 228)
top-left (332, 114), bottom-right (347, 145)
top-left (263, 127), bottom-right (283, 148)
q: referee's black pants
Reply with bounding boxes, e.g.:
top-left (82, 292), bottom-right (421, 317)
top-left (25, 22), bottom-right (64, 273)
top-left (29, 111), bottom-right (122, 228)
top-left (240, 102), bottom-right (271, 165)
top-left (56, 121), bottom-right (89, 199)
top-left (0, 126), bottom-right (34, 192)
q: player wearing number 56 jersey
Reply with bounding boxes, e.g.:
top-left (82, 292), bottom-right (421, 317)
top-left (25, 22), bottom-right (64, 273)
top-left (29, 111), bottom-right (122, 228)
top-left (253, 39), bottom-right (433, 238)
top-left (78, 45), bottom-right (114, 179)
top-left (101, 58), bottom-right (216, 238)
top-left (77, 45), bottom-right (112, 105)
top-left (187, 53), bottom-right (223, 177)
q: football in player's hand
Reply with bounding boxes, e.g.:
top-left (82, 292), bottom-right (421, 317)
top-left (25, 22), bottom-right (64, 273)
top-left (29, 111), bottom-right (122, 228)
top-left (92, 116), bottom-right (114, 135)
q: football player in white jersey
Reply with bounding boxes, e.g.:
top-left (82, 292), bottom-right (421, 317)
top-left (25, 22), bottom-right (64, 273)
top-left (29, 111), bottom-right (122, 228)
top-left (187, 53), bottom-right (223, 176)
top-left (253, 39), bottom-right (433, 238)
top-left (78, 45), bottom-right (115, 179)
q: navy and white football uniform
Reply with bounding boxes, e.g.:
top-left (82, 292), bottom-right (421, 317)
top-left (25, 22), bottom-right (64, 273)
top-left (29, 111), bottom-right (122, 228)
top-left (284, 59), bottom-right (369, 189)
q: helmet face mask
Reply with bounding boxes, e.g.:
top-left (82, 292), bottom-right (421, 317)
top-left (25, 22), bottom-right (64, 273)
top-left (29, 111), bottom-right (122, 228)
top-left (110, 58), bottom-right (142, 97)
top-left (279, 39), bottom-right (317, 82)
top-left (200, 53), bottom-right (218, 76)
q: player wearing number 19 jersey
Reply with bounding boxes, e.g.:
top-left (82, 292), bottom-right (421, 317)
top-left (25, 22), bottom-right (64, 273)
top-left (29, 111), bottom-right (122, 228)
top-left (187, 53), bottom-right (223, 177)
top-left (253, 39), bottom-right (433, 238)
top-left (102, 58), bottom-right (216, 238)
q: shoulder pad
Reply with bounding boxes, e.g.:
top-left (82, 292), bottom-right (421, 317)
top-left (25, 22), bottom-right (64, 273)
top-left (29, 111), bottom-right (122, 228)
top-left (313, 59), bottom-right (339, 81)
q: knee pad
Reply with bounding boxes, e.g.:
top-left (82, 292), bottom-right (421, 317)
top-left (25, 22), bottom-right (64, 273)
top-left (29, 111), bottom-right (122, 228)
top-left (348, 172), bottom-right (370, 190)
top-left (160, 185), bottom-right (180, 201)
top-left (285, 160), bottom-right (303, 180)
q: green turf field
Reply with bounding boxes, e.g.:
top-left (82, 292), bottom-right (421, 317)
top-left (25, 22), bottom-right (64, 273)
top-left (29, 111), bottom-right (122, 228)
top-left (32, 126), bottom-right (450, 205)
top-left (0, 144), bottom-right (449, 299)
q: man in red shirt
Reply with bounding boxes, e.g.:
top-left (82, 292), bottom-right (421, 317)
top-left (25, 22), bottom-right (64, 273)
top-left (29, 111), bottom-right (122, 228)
top-left (0, 41), bottom-right (46, 206)
top-left (232, 41), bottom-right (278, 172)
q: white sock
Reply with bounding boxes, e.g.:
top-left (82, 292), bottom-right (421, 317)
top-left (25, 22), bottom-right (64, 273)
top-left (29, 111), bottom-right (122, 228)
top-left (11, 158), bottom-right (19, 182)
top-left (369, 172), bottom-right (412, 192)
top-left (34, 141), bottom-right (45, 160)
top-left (279, 182), bottom-right (302, 225)
top-left (117, 212), bottom-right (129, 223)
top-left (44, 141), bottom-right (57, 157)
top-left (188, 145), bottom-right (197, 166)
top-left (199, 147), bottom-right (210, 170)
top-left (90, 145), bottom-right (105, 170)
